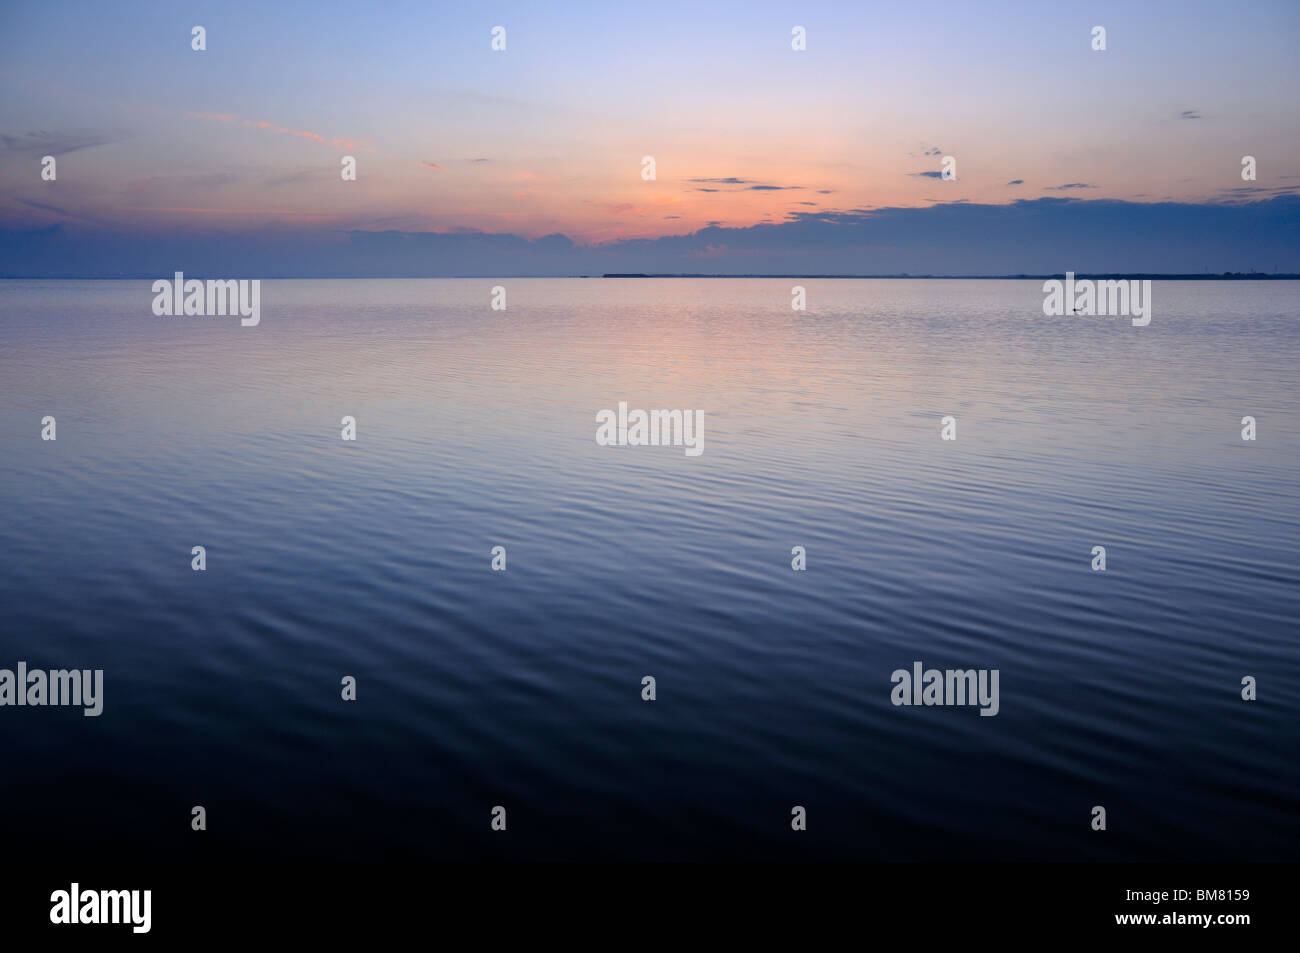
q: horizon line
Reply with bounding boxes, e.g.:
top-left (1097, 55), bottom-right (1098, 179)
top-left (4, 273), bottom-right (1299, 281)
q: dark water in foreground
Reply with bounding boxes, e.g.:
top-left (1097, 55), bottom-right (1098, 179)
top-left (1, 278), bottom-right (1297, 861)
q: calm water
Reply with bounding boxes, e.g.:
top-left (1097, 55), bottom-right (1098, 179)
top-left (1, 278), bottom-right (1297, 862)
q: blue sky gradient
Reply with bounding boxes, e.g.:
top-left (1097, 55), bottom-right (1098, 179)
top-left (2, 0), bottom-right (1297, 273)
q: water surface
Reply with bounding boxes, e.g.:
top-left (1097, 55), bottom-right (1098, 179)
top-left (1, 278), bottom-right (1297, 861)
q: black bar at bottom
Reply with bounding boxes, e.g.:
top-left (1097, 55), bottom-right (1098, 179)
top-left (3, 863), bottom-right (1285, 940)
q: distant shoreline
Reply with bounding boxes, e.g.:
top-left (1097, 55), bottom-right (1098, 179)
top-left (4, 273), bottom-right (1300, 281)
top-left (2, 271), bottom-right (1300, 278)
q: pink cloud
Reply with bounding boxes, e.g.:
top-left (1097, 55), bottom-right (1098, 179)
top-left (188, 111), bottom-right (359, 149)
top-left (243, 119), bottom-right (326, 143)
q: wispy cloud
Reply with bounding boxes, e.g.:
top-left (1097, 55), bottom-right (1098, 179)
top-left (1180, 109), bottom-right (1202, 119)
top-left (1050, 182), bottom-right (1096, 190)
top-left (13, 198), bottom-right (71, 215)
top-left (0, 130), bottom-right (124, 155)
top-left (188, 111), bottom-right (361, 150)
top-left (264, 167), bottom-right (331, 188)
top-left (1007, 179), bottom-right (1024, 186)
top-left (688, 176), bottom-right (805, 192)
top-left (420, 161), bottom-right (445, 171)
top-left (1215, 184), bottom-right (1300, 201)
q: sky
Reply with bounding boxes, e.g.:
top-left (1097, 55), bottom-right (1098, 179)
top-left (1, 0), bottom-right (1298, 275)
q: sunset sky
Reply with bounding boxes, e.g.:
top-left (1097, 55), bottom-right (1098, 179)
top-left (2, 0), bottom-right (1298, 273)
